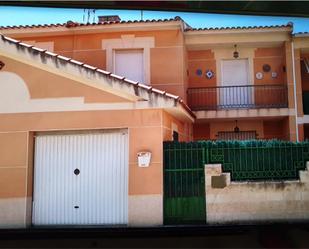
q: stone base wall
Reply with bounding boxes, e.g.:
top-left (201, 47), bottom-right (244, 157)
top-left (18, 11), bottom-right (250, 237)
top-left (205, 163), bottom-right (309, 224)
top-left (128, 194), bottom-right (163, 226)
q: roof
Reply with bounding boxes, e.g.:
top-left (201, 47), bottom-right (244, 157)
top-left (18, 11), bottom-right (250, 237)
top-left (294, 32), bottom-right (309, 37)
top-left (185, 22), bottom-right (293, 32)
top-left (0, 34), bottom-right (195, 119)
top-left (0, 16), bottom-right (191, 30)
top-left (0, 17), bottom-right (292, 33)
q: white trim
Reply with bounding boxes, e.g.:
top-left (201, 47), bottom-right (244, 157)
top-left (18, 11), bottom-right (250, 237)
top-left (194, 108), bottom-right (294, 120)
top-left (297, 115), bottom-right (309, 124)
top-left (102, 35), bottom-right (154, 85)
top-left (292, 41), bottom-right (299, 141)
top-left (0, 72), bottom-right (178, 114)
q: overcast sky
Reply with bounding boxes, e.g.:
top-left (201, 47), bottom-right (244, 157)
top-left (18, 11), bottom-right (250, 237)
top-left (0, 6), bottom-right (309, 33)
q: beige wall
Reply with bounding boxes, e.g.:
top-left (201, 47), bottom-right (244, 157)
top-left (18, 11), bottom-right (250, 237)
top-left (205, 164), bottom-right (309, 224)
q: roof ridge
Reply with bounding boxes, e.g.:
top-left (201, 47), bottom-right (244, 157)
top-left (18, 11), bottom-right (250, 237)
top-left (0, 34), bottom-right (194, 118)
top-left (184, 22), bottom-right (293, 32)
top-left (0, 16), bottom-right (184, 30)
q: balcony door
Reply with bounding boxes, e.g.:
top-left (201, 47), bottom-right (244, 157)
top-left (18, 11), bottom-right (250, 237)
top-left (221, 59), bottom-right (252, 108)
top-left (114, 49), bottom-right (144, 84)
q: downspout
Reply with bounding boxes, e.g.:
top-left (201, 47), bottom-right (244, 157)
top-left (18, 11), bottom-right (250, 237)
top-left (291, 41), bottom-right (299, 141)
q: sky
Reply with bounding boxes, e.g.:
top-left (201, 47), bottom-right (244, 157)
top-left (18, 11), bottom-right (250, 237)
top-left (0, 6), bottom-right (309, 33)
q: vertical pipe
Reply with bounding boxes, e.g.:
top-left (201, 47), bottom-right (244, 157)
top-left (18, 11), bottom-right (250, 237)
top-left (292, 41), bottom-right (299, 141)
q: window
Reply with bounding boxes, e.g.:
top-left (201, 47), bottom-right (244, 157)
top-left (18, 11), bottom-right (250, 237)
top-left (114, 49), bottom-right (144, 83)
top-left (102, 35), bottom-right (154, 85)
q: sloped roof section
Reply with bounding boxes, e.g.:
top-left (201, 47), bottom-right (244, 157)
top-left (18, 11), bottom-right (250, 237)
top-left (0, 34), bottom-right (194, 118)
top-left (185, 22), bottom-right (293, 32)
top-left (294, 32), bottom-right (309, 37)
top-left (0, 16), bottom-right (191, 30)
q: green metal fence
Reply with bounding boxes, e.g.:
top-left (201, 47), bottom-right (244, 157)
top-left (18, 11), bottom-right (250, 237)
top-left (164, 140), bottom-right (309, 181)
top-left (163, 140), bottom-right (309, 224)
top-left (163, 142), bottom-right (206, 225)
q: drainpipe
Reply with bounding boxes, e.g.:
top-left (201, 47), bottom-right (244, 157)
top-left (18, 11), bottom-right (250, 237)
top-left (291, 41), bottom-right (299, 142)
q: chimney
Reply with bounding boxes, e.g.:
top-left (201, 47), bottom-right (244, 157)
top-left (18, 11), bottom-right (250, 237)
top-left (98, 15), bottom-right (121, 23)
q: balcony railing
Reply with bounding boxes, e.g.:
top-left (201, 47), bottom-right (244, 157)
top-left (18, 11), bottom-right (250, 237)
top-left (187, 84), bottom-right (288, 111)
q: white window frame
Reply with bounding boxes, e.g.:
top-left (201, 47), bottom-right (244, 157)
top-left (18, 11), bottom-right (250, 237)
top-left (102, 35), bottom-right (155, 85)
top-left (113, 48), bottom-right (144, 83)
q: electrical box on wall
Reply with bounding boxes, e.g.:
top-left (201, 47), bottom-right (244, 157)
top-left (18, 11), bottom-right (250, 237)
top-left (137, 151), bottom-right (151, 167)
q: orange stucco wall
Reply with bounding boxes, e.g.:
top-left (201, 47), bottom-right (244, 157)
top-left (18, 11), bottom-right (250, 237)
top-left (162, 110), bottom-right (192, 142)
top-left (254, 47), bottom-right (286, 85)
top-left (193, 123), bottom-right (210, 141)
top-left (192, 118), bottom-right (289, 141)
top-left (210, 120), bottom-right (264, 140)
top-left (187, 50), bottom-right (217, 108)
top-left (1, 56), bottom-right (129, 103)
top-left (20, 29), bottom-right (187, 100)
top-left (253, 47), bottom-right (287, 107)
top-left (0, 109), bottom-right (166, 198)
top-left (187, 47), bottom-right (288, 109)
top-left (263, 119), bottom-right (287, 140)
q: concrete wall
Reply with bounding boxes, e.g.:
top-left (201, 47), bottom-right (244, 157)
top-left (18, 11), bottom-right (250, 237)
top-left (205, 164), bottom-right (309, 224)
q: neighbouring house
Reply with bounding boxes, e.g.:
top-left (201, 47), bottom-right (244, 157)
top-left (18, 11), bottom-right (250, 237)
top-left (0, 16), bottom-right (308, 228)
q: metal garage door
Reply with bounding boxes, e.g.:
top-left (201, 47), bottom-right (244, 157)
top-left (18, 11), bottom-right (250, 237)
top-left (32, 130), bottom-right (128, 226)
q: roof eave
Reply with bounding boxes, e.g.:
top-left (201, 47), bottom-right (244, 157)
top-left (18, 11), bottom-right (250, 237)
top-left (0, 21), bottom-right (183, 38)
top-left (184, 26), bottom-right (292, 36)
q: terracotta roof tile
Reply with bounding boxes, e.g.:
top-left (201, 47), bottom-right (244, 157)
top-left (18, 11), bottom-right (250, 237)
top-left (185, 22), bottom-right (293, 32)
top-left (0, 16), bottom-right (186, 30)
top-left (294, 32), bottom-right (309, 37)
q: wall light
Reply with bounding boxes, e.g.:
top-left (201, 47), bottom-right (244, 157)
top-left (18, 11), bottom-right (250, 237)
top-left (234, 120), bottom-right (240, 133)
top-left (233, 44), bottom-right (239, 59)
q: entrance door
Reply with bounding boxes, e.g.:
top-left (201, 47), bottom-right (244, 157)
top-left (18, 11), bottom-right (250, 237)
top-left (32, 130), bottom-right (128, 226)
top-left (114, 49), bottom-right (144, 83)
top-left (221, 59), bottom-right (252, 108)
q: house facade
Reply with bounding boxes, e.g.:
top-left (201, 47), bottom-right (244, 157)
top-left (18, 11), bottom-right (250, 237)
top-left (0, 16), bottom-right (308, 228)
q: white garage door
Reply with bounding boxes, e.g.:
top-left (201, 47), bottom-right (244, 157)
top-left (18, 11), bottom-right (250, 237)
top-left (32, 130), bottom-right (128, 226)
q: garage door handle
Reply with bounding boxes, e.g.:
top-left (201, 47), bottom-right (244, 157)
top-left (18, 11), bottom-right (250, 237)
top-left (74, 169), bottom-right (80, 175)
top-left (74, 206), bottom-right (79, 209)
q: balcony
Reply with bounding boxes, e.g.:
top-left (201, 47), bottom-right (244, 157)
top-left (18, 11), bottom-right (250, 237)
top-left (187, 84), bottom-right (288, 111)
